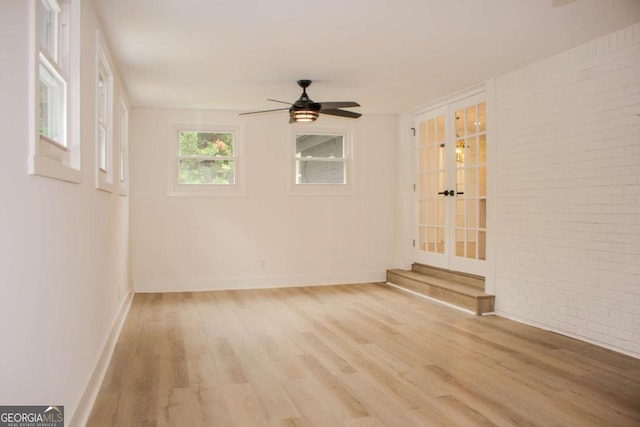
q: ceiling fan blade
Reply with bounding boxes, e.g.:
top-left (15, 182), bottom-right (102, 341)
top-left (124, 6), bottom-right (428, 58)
top-left (320, 109), bottom-right (362, 119)
top-left (267, 99), bottom-right (293, 106)
top-left (239, 107), bottom-right (290, 116)
top-left (318, 101), bottom-right (360, 110)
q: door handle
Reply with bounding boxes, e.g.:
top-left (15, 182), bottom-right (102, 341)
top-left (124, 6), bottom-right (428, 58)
top-left (438, 190), bottom-right (464, 196)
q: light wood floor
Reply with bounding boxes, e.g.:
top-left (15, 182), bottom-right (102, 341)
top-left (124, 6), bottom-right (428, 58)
top-left (88, 283), bottom-right (640, 426)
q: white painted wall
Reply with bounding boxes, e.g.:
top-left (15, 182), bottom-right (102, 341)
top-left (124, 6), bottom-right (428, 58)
top-left (130, 109), bottom-right (397, 292)
top-left (494, 23), bottom-right (640, 357)
top-left (0, 0), bottom-right (131, 423)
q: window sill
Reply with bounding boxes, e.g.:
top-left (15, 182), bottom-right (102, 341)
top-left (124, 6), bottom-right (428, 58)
top-left (28, 154), bottom-right (82, 184)
top-left (168, 184), bottom-right (246, 198)
top-left (96, 178), bottom-right (115, 193)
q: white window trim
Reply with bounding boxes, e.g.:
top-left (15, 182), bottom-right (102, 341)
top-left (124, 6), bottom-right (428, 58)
top-left (168, 122), bottom-right (246, 197)
top-left (288, 125), bottom-right (356, 197)
top-left (28, 0), bottom-right (82, 183)
top-left (95, 31), bottom-right (114, 193)
top-left (118, 95), bottom-right (130, 196)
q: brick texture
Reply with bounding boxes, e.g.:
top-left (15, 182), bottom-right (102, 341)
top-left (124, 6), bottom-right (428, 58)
top-left (494, 24), bottom-right (640, 356)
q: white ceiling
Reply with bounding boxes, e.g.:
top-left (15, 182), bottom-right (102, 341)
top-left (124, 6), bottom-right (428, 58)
top-left (95, 0), bottom-right (640, 115)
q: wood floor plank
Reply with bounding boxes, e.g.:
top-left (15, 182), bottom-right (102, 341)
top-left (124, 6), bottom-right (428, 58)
top-left (223, 383), bottom-right (270, 427)
top-left (88, 284), bottom-right (640, 426)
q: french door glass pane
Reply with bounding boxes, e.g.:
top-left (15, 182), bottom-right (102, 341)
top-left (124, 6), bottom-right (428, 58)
top-left (466, 200), bottom-right (476, 228)
top-left (467, 136), bottom-right (477, 165)
top-left (420, 175), bottom-right (428, 199)
top-left (456, 200), bottom-right (464, 227)
top-left (419, 226), bottom-right (427, 251)
top-left (478, 231), bottom-right (487, 260)
top-left (479, 135), bottom-right (487, 163)
top-left (456, 229), bottom-right (464, 257)
top-left (478, 103), bottom-right (486, 133)
top-left (420, 147), bottom-right (428, 171)
top-left (467, 169), bottom-right (477, 197)
top-left (436, 227), bottom-right (445, 254)
top-left (479, 199), bottom-right (487, 228)
top-left (467, 230), bottom-right (476, 259)
top-left (466, 105), bottom-right (477, 134)
top-left (479, 167), bottom-right (487, 197)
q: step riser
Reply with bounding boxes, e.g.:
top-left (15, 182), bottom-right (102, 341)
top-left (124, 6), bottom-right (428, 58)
top-left (411, 263), bottom-right (485, 290)
top-left (387, 271), bottom-right (495, 315)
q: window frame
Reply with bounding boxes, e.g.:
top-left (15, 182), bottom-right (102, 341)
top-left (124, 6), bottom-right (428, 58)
top-left (95, 31), bottom-right (114, 193)
top-left (168, 122), bottom-right (246, 197)
top-left (118, 96), bottom-right (130, 196)
top-left (289, 125), bottom-right (355, 196)
top-left (28, 0), bottom-right (81, 183)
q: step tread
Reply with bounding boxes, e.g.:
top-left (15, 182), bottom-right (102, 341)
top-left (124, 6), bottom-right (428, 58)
top-left (411, 263), bottom-right (485, 288)
top-left (387, 269), bottom-right (493, 299)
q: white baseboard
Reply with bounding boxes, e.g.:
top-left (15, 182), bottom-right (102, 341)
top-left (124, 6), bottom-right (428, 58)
top-left (69, 291), bottom-right (134, 427)
top-left (133, 271), bottom-right (387, 293)
top-left (495, 310), bottom-right (640, 360)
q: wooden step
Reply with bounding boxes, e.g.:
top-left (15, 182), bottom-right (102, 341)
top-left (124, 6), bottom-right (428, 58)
top-left (411, 263), bottom-right (485, 290)
top-left (386, 268), bottom-right (495, 315)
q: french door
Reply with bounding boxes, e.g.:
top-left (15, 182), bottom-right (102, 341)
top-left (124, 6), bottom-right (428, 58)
top-left (414, 93), bottom-right (487, 276)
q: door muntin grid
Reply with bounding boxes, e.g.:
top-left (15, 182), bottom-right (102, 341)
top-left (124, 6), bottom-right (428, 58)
top-left (418, 114), bottom-right (446, 254)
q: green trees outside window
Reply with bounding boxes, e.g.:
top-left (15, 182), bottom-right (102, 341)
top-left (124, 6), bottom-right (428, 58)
top-left (178, 131), bottom-right (235, 185)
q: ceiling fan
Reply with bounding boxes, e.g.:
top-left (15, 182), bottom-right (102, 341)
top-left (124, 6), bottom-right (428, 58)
top-left (240, 80), bottom-right (362, 123)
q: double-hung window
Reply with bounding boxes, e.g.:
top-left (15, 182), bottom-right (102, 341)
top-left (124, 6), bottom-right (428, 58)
top-left (290, 127), bottom-right (354, 195)
top-left (169, 124), bottom-right (245, 196)
top-left (296, 133), bottom-right (346, 184)
top-left (31, 0), bottom-right (81, 182)
top-left (118, 99), bottom-right (129, 196)
top-left (95, 33), bottom-right (114, 192)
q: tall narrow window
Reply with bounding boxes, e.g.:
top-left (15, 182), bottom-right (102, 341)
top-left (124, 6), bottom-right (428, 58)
top-left (30, 0), bottom-right (81, 182)
top-left (118, 99), bottom-right (129, 196)
top-left (39, 55), bottom-right (67, 146)
top-left (38, 0), bottom-right (64, 149)
top-left (95, 36), bottom-right (114, 192)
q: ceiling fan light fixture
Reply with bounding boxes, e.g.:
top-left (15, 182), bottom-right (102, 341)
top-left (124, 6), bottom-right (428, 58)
top-left (290, 109), bottom-right (319, 122)
top-left (239, 80), bottom-right (361, 123)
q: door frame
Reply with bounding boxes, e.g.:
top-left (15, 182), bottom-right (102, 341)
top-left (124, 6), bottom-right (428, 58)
top-left (411, 83), bottom-right (495, 280)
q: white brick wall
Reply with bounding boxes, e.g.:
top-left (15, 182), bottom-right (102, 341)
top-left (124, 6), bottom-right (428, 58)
top-left (494, 23), bottom-right (640, 357)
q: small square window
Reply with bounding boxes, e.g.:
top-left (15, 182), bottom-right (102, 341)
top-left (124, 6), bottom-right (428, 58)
top-left (289, 127), bottom-right (355, 196)
top-left (169, 124), bottom-right (245, 197)
top-left (178, 131), bottom-right (235, 185)
top-left (296, 134), bottom-right (345, 184)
